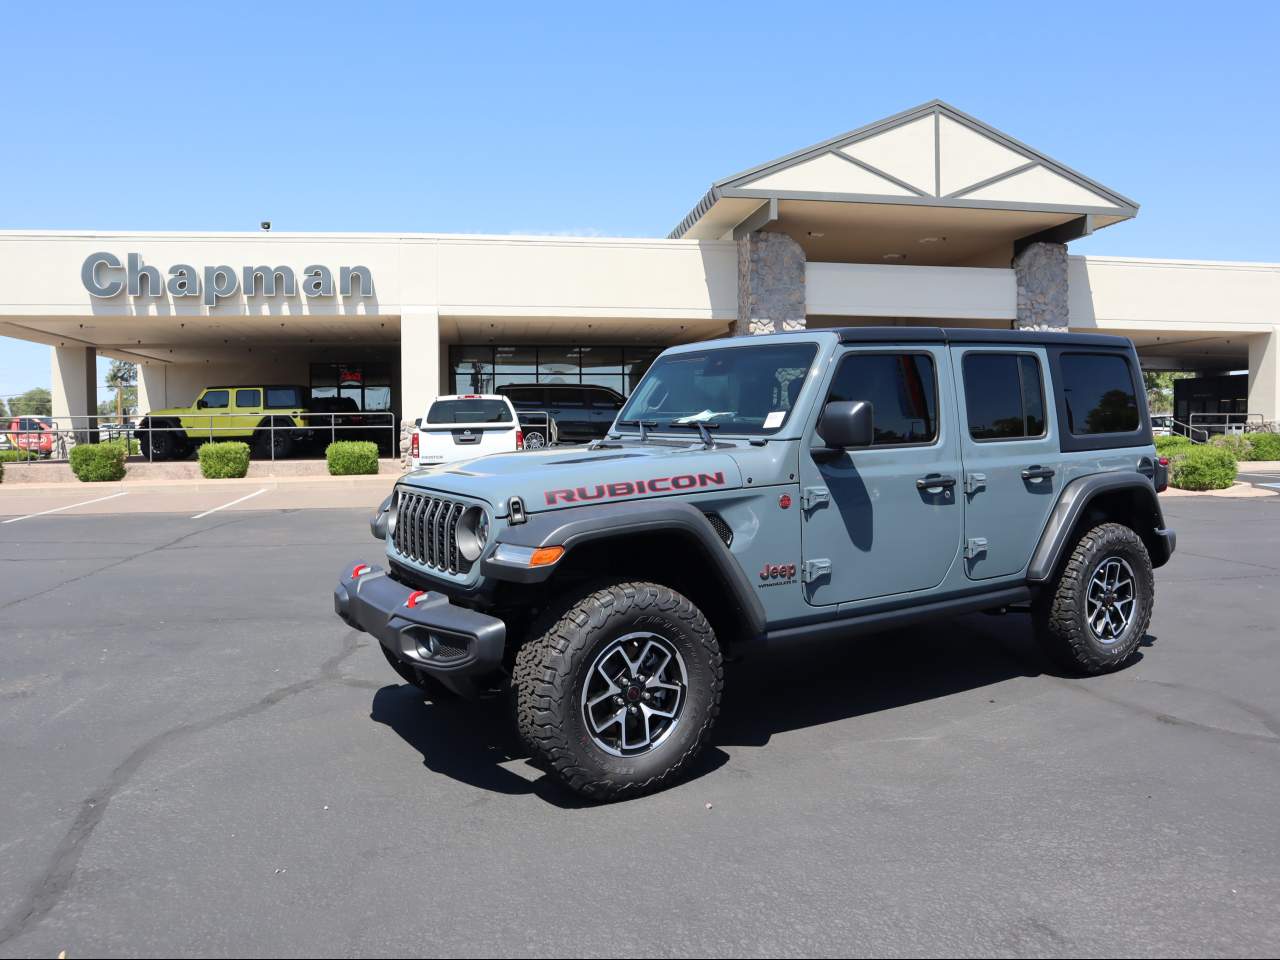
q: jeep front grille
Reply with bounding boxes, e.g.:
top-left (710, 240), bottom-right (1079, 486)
top-left (394, 490), bottom-right (468, 574)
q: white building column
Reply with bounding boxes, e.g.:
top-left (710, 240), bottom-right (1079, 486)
top-left (51, 345), bottom-right (97, 439)
top-left (1248, 331), bottom-right (1279, 425)
top-left (399, 311), bottom-right (441, 461)
top-left (137, 362), bottom-right (167, 413)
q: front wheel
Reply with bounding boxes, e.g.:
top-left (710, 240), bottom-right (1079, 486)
top-left (1034, 522), bottom-right (1154, 674)
top-left (513, 580), bottom-right (723, 801)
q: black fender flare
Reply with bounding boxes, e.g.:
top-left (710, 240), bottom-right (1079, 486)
top-left (482, 500), bottom-right (767, 639)
top-left (1027, 471), bottom-right (1175, 582)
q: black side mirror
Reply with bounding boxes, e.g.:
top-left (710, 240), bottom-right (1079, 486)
top-left (817, 400), bottom-right (873, 449)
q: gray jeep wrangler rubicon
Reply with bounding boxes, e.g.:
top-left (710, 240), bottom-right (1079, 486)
top-left (335, 328), bottom-right (1175, 800)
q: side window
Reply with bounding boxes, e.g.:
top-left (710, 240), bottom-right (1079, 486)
top-left (200, 390), bottom-right (229, 410)
top-left (1060, 353), bottom-right (1140, 435)
top-left (235, 389), bottom-right (261, 408)
top-left (827, 352), bottom-right (937, 445)
top-left (963, 353), bottom-right (1046, 440)
top-left (586, 388), bottom-right (623, 409)
top-left (547, 387), bottom-right (585, 407)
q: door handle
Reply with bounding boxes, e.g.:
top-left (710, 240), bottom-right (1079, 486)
top-left (1021, 467), bottom-right (1056, 481)
top-left (916, 474), bottom-right (956, 492)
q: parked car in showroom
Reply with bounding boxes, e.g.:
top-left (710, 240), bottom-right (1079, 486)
top-left (496, 384), bottom-right (625, 443)
top-left (412, 394), bottom-right (525, 467)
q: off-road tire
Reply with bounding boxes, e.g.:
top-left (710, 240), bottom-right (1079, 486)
top-left (512, 580), bottom-right (723, 801)
top-left (253, 419), bottom-right (295, 460)
top-left (140, 419), bottom-right (182, 461)
top-left (1034, 521), bottom-right (1154, 675)
top-left (379, 643), bottom-right (456, 700)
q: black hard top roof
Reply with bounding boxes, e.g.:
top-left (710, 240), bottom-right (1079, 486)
top-left (202, 384), bottom-right (307, 391)
top-left (832, 327), bottom-right (1133, 349)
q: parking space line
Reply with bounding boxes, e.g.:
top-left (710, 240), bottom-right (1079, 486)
top-left (2, 491), bottom-right (130, 524)
top-left (191, 487), bottom-right (269, 519)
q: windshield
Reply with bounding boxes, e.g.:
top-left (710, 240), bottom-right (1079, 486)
top-left (425, 398), bottom-right (513, 424)
top-left (617, 342), bottom-right (817, 435)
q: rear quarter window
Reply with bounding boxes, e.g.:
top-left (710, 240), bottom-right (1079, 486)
top-left (1060, 353), bottom-right (1140, 434)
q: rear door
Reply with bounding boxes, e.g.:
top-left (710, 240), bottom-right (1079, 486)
top-left (952, 346), bottom-right (1061, 580)
top-left (585, 387), bottom-right (624, 438)
top-left (546, 387), bottom-right (589, 441)
top-left (799, 345), bottom-right (964, 605)
top-left (231, 388), bottom-right (262, 435)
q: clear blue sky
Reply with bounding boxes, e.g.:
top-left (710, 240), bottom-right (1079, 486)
top-left (2, 1), bottom-right (1277, 398)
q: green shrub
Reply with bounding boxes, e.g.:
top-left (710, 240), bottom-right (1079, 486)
top-left (1209, 434), bottom-right (1253, 460)
top-left (198, 441), bottom-right (251, 479)
top-left (326, 440), bottom-right (380, 475)
top-left (0, 448), bottom-right (41, 462)
top-left (1246, 432), bottom-right (1280, 461)
top-left (1154, 434), bottom-right (1193, 456)
top-left (1169, 445), bottom-right (1237, 491)
top-left (69, 442), bottom-right (127, 482)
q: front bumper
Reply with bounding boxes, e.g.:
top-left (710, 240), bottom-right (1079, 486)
top-left (333, 563), bottom-right (506, 679)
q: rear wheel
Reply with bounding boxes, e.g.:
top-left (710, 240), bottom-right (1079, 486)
top-left (1034, 521), bottom-right (1154, 674)
top-left (513, 580), bottom-right (723, 801)
top-left (379, 644), bottom-right (456, 700)
top-left (253, 419), bottom-right (295, 459)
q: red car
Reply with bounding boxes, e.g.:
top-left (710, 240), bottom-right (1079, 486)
top-left (5, 416), bottom-right (55, 457)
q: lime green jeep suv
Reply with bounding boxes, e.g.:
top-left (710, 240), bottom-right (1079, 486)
top-left (138, 385), bottom-right (310, 461)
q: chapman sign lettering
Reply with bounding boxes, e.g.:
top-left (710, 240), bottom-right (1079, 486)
top-left (81, 252), bottom-right (374, 307)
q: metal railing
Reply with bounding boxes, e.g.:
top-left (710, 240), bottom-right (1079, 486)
top-left (0, 412), bottom-right (398, 464)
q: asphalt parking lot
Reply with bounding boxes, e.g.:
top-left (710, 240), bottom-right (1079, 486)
top-left (1, 493), bottom-right (1278, 957)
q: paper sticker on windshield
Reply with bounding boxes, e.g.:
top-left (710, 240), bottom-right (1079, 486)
top-left (763, 411), bottom-right (786, 429)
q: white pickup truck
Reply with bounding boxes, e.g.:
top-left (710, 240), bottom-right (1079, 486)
top-left (411, 394), bottom-right (525, 467)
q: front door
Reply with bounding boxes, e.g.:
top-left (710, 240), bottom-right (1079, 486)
top-left (952, 346), bottom-right (1061, 580)
top-left (800, 346), bottom-right (964, 606)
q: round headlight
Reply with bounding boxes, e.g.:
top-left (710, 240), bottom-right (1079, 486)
top-left (456, 505), bottom-right (489, 562)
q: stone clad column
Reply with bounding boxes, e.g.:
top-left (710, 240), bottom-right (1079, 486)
top-left (1013, 241), bottom-right (1069, 331)
top-left (736, 231), bottom-right (807, 335)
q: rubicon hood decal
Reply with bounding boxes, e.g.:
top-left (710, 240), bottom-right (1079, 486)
top-left (545, 471), bottom-right (726, 505)
top-left (400, 443), bottom-right (743, 514)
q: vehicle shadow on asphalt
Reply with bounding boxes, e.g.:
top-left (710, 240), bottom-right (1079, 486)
top-left (369, 613), bottom-right (1149, 803)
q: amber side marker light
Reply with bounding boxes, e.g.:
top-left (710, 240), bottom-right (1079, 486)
top-left (492, 544), bottom-right (565, 567)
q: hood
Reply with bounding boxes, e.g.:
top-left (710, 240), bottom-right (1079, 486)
top-left (400, 441), bottom-right (744, 516)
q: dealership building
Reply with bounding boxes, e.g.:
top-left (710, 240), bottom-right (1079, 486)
top-left (1, 100), bottom-right (1276, 440)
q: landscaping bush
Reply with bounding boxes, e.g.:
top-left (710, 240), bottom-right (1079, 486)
top-left (1154, 434), bottom-right (1193, 456)
top-left (1246, 432), bottom-right (1280, 461)
top-left (1209, 433), bottom-right (1253, 460)
top-left (198, 441), bottom-right (251, 479)
top-left (69, 442), bottom-right (127, 482)
top-left (1169, 445), bottom-right (1237, 491)
top-left (326, 440), bottom-right (379, 475)
top-left (0, 448), bottom-right (41, 462)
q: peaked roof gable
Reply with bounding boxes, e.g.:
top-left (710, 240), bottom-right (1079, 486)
top-left (671, 100), bottom-right (1138, 238)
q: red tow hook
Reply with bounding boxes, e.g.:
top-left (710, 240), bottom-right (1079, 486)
top-left (351, 563), bottom-right (371, 579)
top-left (406, 590), bottom-right (428, 609)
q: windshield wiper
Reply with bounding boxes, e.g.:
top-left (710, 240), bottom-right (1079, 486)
top-left (616, 418), bottom-right (658, 442)
top-left (667, 420), bottom-right (720, 448)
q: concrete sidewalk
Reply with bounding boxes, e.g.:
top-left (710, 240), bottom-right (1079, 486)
top-left (0, 472), bottom-right (397, 519)
top-left (1, 457), bottom-right (404, 484)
